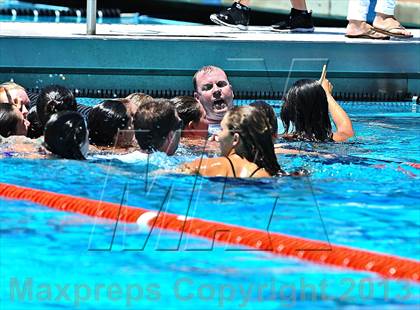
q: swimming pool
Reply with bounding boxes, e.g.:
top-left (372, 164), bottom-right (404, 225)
top-left (0, 100), bottom-right (419, 309)
top-left (0, 0), bottom-right (200, 25)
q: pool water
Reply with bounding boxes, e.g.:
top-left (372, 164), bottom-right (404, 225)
top-left (1, 101), bottom-right (419, 309)
top-left (0, 0), bottom-right (200, 25)
top-left (0, 14), bottom-right (200, 25)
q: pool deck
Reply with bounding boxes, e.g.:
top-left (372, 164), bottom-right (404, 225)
top-left (1, 22), bottom-right (419, 99)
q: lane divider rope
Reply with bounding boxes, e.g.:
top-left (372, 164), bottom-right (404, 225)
top-left (0, 182), bottom-right (418, 283)
top-left (407, 162), bottom-right (420, 169)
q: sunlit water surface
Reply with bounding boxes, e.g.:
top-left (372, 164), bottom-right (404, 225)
top-left (1, 100), bottom-right (419, 309)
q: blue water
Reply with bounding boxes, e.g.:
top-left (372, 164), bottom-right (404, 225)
top-left (0, 14), bottom-right (200, 25)
top-left (1, 101), bottom-right (419, 309)
top-left (0, 0), bottom-right (200, 25)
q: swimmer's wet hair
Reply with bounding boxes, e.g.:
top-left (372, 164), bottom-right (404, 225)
top-left (171, 96), bottom-right (201, 129)
top-left (281, 79), bottom-right (333, 142)
top-left (36, 84), bottom-right (77, 127)
top-left (44, 111), bottom-right (87, 160)
top-left (0, 81), bottom-right (25, 91)
top-left (133, 99), bottom-right (178, 152)
top-left (88, 99), bottom-right (131, 147)
top-left (26, 106), bottom-right (43, 139)
top-left (126, 92), bottom-right (154, 108)
top-left (225, 105), bottom-right (282, 176)
top-left (250, 100), bottom-right (278, 136)
top-left (0, 103), bottom-right (20, 137)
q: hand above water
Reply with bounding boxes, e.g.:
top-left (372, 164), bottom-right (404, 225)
top-left (321, 78), bottom-right (333, 95)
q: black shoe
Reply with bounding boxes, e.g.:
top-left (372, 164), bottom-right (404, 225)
top-left (210, 2), bottom-right (250, 31)
top-left (271, 8), bottom-right (314, 33)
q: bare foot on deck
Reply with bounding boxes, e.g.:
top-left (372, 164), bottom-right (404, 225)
top-left (345, 20), bottom-right (389, 39)
top-left (373, 13), bottom-right (413, 38)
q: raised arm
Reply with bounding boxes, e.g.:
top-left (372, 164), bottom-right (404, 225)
top-left (322, 79), bottom-right (354, 142)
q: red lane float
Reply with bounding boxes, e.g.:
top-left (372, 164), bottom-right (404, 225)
top-left (0, 182), bottom-right (419, 283)
top-left (406, 162), bottom-right (420, 169)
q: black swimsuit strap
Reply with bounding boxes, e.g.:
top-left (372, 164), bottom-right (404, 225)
top-left (224, 156), bottom-right (237, 178)
top-left (249, 167), bottom-right (263, 177)
top-left (226, 156), bottom-right (263, 178)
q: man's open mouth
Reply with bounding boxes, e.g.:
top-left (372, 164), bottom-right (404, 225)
top-left (212, 99), bottom-right (227, 112)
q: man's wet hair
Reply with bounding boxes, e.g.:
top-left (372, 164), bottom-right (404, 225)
top-left (192, 65), bottom-right (227, 91)
top-left (36, 84), bottom-right (77, 127)
top-left (133, 99), bottom-right (179, 152)
top-left (171, 96), bottom-right (201, 129)
top-left (126, 92), bottom-right (154, 108)
top-left (43, 111), bottom-right (87, 160)
top-left (0, 81), bottom-right (25, 91)
top-left (88, 99), bottom-right (131, 147)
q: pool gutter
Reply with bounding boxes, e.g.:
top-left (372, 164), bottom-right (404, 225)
top-left (0, 22), bottom-right (419, 100)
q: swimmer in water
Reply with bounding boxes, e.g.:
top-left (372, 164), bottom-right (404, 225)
top-left (281, 77), bottom-right (354, 142)
top-left (44, 111), bottom-right (89, 160)
top-left (179, 105), bottom-right (283, 178)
